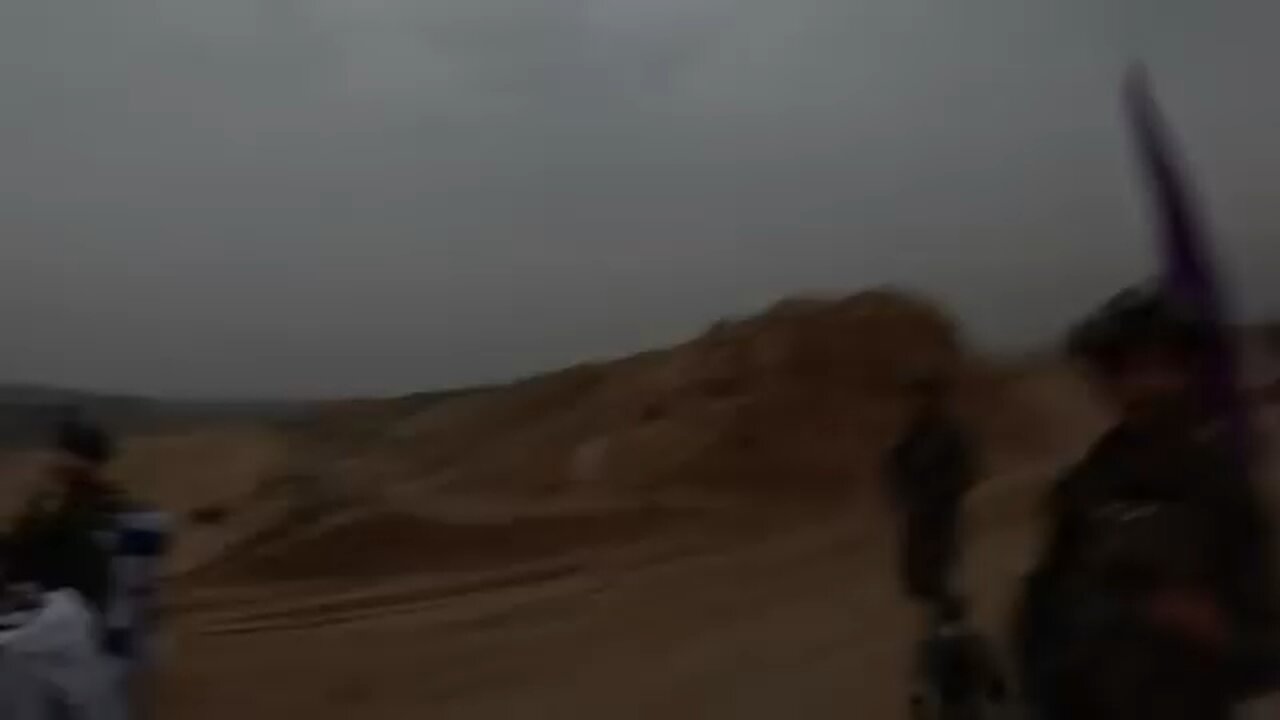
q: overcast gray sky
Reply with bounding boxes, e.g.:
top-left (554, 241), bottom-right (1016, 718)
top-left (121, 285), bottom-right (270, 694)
top-left (1, 0), bottom-right (1277, 398)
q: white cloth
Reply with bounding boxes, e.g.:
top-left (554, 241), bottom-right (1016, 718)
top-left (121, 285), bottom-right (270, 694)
top-left (0, 648), bottom-right (48, 720)
top-left (0, 590), bottom-right (125, 720)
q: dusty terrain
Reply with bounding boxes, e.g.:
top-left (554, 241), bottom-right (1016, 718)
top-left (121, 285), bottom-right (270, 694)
top-left (0, 291), bottom-right (1212, 718)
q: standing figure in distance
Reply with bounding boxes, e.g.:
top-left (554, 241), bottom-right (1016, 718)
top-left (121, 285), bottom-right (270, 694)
top-left (886, 375), bottom-right (978, 606)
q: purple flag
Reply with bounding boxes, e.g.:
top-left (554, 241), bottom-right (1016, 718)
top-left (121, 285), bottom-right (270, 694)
top-left (1122, 66), bottom-right (1250, 473)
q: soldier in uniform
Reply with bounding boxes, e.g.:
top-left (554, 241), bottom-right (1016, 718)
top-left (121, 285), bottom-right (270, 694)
top-left (887, 375), bottom-right (978, 605)
top-left (8, 414), bottom-right (124, 614)
top-left (1015, 286), bottom-right (1280, 719)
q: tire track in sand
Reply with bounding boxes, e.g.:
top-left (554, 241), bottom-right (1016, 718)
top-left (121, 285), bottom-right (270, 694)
top-left (197, 561), bottom-right (586, 636)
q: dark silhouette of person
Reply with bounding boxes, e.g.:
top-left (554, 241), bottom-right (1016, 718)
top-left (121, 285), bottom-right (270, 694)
top-left (886, 376), bottom-right (977, 605)
top-left (7, 413), bottom-right (125, 614)
top-left (1015, 285), bottom-right (1280, 720)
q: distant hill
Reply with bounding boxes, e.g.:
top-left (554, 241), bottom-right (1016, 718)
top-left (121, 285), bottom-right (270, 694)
top-left (0, 384), bottom-right (307, 449)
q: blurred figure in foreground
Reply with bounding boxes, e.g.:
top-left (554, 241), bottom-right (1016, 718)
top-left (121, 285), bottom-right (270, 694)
top-left (8, 414), bottom-right (124, 614)
top-left (886, 375), bottom-right (978, 606)
top-left (1015, 285), bottom-right (1280, 720)
top-left (5, 413), bottom-right (172, 719)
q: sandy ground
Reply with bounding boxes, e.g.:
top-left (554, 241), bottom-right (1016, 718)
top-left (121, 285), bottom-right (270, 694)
top-left (152, 413), bottom-right (1280, 719)
top-left (151, 459), bottom-right (1057, 720)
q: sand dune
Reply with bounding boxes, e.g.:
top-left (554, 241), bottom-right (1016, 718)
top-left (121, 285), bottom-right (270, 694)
top-left (2, 291), bottom-right (1126, 718)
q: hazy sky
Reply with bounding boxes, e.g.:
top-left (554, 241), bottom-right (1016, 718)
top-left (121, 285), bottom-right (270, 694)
top-left (1, 0), bottom-right (1278, 398)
